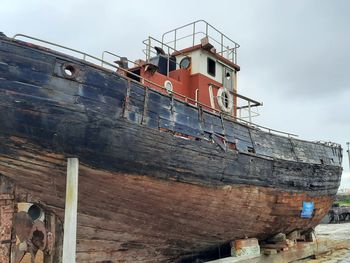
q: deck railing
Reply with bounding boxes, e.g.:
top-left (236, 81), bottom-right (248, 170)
top-left (11, 33), bottom-right (297, 138)
top-left (142, 36), bottom-right (192, 77)
top-left (161, 20), bottom-right (240, 64)
top-left (101, 50), bottom-right (141, 69)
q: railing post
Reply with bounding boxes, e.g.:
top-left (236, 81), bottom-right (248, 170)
top-left (193, 23), bottom-right (196, 46)
top-left (147, 37), bottom-right (151, 62)
top-left (62, 158), bottom-right (79, 263)
top-left (167, 47), bottom-right (170, 77)
top-left (221, 34), bottom-right (223, 55)
top-left (235, 48), bottom-right (237, 64)
top-left (248, 101), bottom-right (252, 123)
top-left (101, 51), bottom-right (105, 66)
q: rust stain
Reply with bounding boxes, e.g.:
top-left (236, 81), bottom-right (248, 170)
top-left (0, 194), bottom-right (14, 263)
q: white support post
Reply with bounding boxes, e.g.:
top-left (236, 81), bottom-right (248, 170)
top-left (347, 142), bottom-right (350, 170)
top-left (62, 158), bottom-right (79, 263)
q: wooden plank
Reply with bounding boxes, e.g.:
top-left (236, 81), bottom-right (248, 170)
top-left (207, 238), bottom-right (350, 263)
top-left (62, 158), bottom-right (79, 263)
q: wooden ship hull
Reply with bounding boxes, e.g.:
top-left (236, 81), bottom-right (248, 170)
top-left (0, 33), bottom-right (343, 263)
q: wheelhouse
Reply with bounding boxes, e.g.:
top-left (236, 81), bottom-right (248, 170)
top-left (113, 20), bottom-right (262, 121)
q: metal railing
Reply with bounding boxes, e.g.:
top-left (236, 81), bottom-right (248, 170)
top-left (161, 20), bottom-right (240, 64)
top-left (208, 82), bottom-right (262, 123)
top-left (11, 33), bottom-right (297, 138)
top-left (101, 50), bottom-right (141, 69)
top-left (142, 36), bottom-right (191, 77)
top-left (13, 34), bottom-right (103, 64)
top-left (238, 107), bottom-right (260, 122)
top-left (315, 141), bottom-right (342, 148)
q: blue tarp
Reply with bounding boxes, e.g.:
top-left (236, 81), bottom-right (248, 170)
top-left (301, 201), bottom-right (314, 218)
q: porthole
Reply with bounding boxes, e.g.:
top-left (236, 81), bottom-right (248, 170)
top-left (62, 63), bottom-right (77, 79)
top-left (180, 57), bottom-right (191, 70)
top-left (164, 80), bottom-right (173, 93)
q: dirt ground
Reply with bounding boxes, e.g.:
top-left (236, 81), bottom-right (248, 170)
top-left (295, 248), bottom-right (350, 263)
top-left (316, 223), bottom-right (350, 240)
top-left (295, 223), bottom-right (350, 263)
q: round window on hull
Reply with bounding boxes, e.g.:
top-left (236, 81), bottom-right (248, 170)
top-left (164, 80), bottom-right (173, 94)
top-left (62, 63), bottom-right (78, 79)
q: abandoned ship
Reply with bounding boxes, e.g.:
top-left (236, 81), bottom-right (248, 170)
top-left (0, 20), bottom-right (343, 263)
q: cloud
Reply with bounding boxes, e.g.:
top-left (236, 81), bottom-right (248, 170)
top-left (235, 1), bottom-right (350, 100)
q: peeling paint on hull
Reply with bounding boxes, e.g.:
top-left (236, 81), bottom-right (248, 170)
top-left (0, 35), bottom-right (343, 262)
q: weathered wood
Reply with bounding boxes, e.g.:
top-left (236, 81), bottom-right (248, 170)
top-left (0, 147), bottom-right (337, 262)
top-left (260, 243), bottom-right (287, 250)
top-left (0, 34), bottom-right (343, 262)
top-left (263, 248), bottom-right (278, 255)
top-left (0, 176), bottom-right (14, 263)
top-left (62, 158), bottom-right (79, 263)
top-left (208, 238), bottom-right (350, 263)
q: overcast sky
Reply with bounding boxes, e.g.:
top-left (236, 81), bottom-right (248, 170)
top-left (1, 0), bottom-right (349, 189)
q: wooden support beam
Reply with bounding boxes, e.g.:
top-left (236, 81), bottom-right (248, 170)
top-left (62, 158), bottom-right (79, 263)
top-left (207, 238), bottom-right (350, 263)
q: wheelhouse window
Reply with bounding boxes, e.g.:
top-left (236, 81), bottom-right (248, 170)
top-left (207, 57), bottom-right (216, 77)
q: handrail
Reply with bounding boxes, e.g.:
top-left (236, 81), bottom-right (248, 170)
top-left (13, 34), bottom-right (99, 62)
top-left (142, 36), bottom-right (192, 77)
top-left (208, 82), bottom-right (262, 107)
top-left (314, 141), bottom-right (342, 148)
top-left (238, 107), bottom-right (260, 120)
top-left (117, 66), bottom-right (297, 137)
top-left (165, 31), bottom-right (236, 56)
top-left (142, 36), bottom-right (190, 61)
top-left (101, 50), bottom-right (141, 68)
top-left (11, 33), bottom-right (297, 138)
top-left (161, 20), bottom-right (240, 63)
top-left (162, 20), bottom-right (240, 48)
